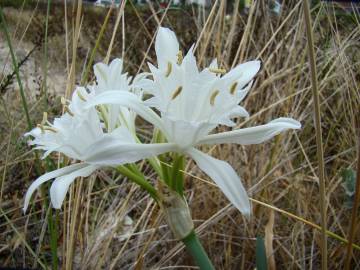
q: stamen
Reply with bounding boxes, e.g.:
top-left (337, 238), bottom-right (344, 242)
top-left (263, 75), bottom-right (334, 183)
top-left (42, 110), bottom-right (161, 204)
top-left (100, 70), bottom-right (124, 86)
top-left (165, 62), bottom-right (172, 77)
top-left (64, 106), bottom-right (74, 116)
top-left (42, 112), bottom-right (48, 125)
top-left (77, 90), bottom-right (87, 101)
top-left (43, 126), bottom-right (58, 133)
top-left (209, 68), bottom-right (226, 74)
top-left (210, 90), bottom-right (220, 106)
top-left (177, 50), bottom-right (183, 65)
top-left (61, 96), bottom-right (69, 105)
top-left (230, 82), bottom-right (238, 95)
top-left (171, 86), bottom-right (183, 100)
top-left (37, 124), bottom-right (45, 134)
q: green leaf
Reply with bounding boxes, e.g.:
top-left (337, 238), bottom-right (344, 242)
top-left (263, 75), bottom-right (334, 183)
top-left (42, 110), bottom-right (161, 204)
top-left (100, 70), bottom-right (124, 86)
top-left (256, 236), bottom-right (268, 270)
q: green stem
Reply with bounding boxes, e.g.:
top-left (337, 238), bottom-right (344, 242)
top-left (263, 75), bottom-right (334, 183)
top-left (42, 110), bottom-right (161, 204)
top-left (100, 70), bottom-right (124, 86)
top-left (48, 208), bottom-right (58, 270)
top-left (171, 154), bottom-right (184, 196)
top-left (0, 7), bottom-right (32, 129)
top-left (81, 6), bottom-right (113, 84)
top-left (182, 231), bottom-right (215, 270)
top-left (116, 165), bottom-right (158, 200)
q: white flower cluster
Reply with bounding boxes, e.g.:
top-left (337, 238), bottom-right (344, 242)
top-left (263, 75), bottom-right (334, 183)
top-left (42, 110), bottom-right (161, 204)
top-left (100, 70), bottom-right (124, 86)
top-left (24, 27), bottom-right (301, 216)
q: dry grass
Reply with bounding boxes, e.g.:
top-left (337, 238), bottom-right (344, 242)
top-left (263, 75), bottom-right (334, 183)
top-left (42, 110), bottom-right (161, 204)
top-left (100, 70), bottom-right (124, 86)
top-left (0, 1), bottom-right (360, 269)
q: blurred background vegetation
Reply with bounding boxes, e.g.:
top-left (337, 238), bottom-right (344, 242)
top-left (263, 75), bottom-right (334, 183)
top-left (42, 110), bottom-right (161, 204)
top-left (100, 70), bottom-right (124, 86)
top-left (0, 0), bottom-right (359, 269)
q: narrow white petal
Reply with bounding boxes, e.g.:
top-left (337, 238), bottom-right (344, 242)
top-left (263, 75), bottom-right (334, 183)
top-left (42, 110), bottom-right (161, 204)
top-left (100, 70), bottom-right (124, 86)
top-left (84, 91), bottom-right (167, 136)
top-left (23, 163), bottom-right (88, 212)
top-left (83, 140), bottom-right (178, 165)
top-left (228, 106), bottom-right (250, 119)
top-left (197, 118), bottom-right (301, 146)
top-left (50, 164), bottom-right (100, 209)
top-left (223, 60), bottom-right (261, 88)
top-left (155, 27), bottom-right (179, 69)
top-left (187, 148), bottom-right (251, 216)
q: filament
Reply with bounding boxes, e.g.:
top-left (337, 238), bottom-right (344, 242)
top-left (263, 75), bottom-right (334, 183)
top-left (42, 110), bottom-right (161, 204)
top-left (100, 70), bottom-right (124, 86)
top-left (64, 106), bottom-right (74, 116)
top-left (77, 90), bottom-right (87, 101)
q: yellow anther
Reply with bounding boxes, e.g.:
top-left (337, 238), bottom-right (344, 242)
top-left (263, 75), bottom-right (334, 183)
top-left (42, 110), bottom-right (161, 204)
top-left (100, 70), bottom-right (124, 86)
top-left (171, 86), bottom-right (183, 100)
top-left (43, 126), bottom-right (58, 133)
top-left (210, 90), bottom-right (220, 106)
top-left (230, 82), bottom-right (238, 95)
top-left (209, 67), bottom-right (227, 74)
top-left (37, 124), bottom-right (45, 134)
top-left (165, 62), bottom-right (172, 77)
top-left (177, 50), bottom-right (183, 65)
top-left (64, 106), bottom-right (74, 116)
top-left (77, 90), bottom-right (87, 101)
top-left (61, 96), bottom-right (69, 105)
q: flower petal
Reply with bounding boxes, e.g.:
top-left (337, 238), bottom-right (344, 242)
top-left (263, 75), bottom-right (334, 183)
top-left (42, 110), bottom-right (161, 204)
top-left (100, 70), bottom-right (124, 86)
top-left (50, 164), bottom-right (100, 209)
top-left (23, 163), bottom-right (88, 212)
top-left (84, 91), bottom-right (167, 136)
top-left (187, 148), bottom-right (251, 216)
top-left (83, 139), bottom-right (178, 166)
top-left (155, 27), bottom-right (179, 70)
top-left (197, 118), bottom-right (301, 146)
top-left (223, 60), bottom-right (261, 89)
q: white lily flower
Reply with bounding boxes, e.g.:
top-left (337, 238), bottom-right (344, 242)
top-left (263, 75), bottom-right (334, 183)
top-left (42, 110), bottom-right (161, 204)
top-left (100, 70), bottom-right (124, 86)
top-left (72, 58), bottom-right (151, 133)
top-left (24, 94), bottom-right (176, 212)
top-left (84, 27), bottom-right (301, 217)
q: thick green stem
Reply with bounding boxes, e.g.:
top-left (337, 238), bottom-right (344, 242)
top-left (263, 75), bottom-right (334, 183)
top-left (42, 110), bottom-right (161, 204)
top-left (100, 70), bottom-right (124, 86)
top-left (182, 231), bottom-right (215, 270)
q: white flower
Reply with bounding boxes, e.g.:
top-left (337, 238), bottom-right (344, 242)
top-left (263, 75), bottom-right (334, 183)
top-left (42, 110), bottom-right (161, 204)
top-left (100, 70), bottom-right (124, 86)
top-left (84, 27), bottom-right (301, 217)
top-left (72, 58), bottom-right (151, 133)
top-left (24, 89), bottom-right (175, 212)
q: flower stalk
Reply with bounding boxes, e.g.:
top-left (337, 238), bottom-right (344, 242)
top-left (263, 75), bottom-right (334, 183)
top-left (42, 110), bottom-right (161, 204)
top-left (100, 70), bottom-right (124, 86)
top-left (182, 231), bottom-right (215, 270)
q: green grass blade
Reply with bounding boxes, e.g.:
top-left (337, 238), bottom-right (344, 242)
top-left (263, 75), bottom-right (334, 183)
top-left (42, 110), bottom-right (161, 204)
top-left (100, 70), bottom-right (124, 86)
top-left (0, 7), bottom-right (32, 129)
top-left (256, 236), bottom-right (268, 270)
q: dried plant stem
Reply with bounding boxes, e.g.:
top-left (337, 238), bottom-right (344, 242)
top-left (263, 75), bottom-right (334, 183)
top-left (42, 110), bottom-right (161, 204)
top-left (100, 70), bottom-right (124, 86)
top-left (81, 5), bottom-right (113, 84)
top-left (344, 128), bottom-right (360, 270)
top-left (303, 0), bottom-right (327, 269)
top-left (42, 0), bottom-right (52, 108)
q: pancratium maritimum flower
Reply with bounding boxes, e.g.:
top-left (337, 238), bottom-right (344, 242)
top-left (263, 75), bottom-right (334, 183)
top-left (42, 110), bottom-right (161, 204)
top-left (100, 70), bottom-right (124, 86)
top-left (24, 60), bottom-right (175, 212)
top-left (73, 58), bottom-right (151, 133)
top-left (84, 27), bottom-right (301, 216)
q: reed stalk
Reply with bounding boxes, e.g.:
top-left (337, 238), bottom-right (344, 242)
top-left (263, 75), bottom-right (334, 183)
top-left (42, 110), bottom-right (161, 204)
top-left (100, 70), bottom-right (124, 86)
top-left (303, 1), bottom-right (327, 268)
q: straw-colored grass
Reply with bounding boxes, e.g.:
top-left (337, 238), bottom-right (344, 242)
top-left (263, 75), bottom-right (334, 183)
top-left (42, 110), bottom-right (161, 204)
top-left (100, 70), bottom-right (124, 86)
top-left (0, 1), bottom-right (359, 269)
